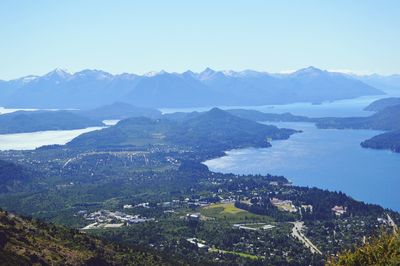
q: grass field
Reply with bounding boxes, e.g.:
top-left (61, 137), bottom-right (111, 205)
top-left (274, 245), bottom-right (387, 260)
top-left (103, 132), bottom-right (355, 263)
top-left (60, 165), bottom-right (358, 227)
top-left (209, 247), bottom-right (263, 260)
top-left (201, 203), bottom-right (274, 223)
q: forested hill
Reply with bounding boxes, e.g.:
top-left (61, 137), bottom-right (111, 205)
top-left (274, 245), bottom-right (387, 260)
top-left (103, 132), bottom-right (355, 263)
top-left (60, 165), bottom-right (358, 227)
top-left (226, 109), bottom-right (312, 122)
top-left (361, 130), bottom-right (400, 153)
top-left (78, 102), bottom-right (162, 120)
top-left (0, 159), bottom-right (36, 193)
top-left (315, 104), bottom-right (400, 131)
top-left (67, 108), bottom-right (298, 151)
top-left (170, 108), bottom-right (297, 150)
top-left (0, 210), bottom-right (172, 265)
top-left (163, 109), bottom-right (312, 123)
top-left (0, 111), bottom-right (104, 134)
top-left (314, 104), bottom-right (400, 153)
top-left (364, 97), bottom-right (400, 112)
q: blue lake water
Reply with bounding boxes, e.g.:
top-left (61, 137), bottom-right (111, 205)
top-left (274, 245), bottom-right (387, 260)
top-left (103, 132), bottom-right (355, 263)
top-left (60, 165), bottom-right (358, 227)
top-left (160, 95), bottom-right (389, 117)
top-left (204, 122), bottom-right (400, 211)
top-left (0, 126), bottom-right (105, 150)
top-left (1, 95), bottom-right (400, 210)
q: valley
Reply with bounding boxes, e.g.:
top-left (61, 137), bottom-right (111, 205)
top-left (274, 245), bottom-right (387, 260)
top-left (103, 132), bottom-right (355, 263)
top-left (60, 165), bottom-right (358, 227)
top-left (0, 102), bottom-right (399, 265)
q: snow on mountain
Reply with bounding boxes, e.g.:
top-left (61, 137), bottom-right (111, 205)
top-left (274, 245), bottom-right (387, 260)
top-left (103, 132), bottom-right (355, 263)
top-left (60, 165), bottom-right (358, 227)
top-left (0, 67), bottom-right (385, 109)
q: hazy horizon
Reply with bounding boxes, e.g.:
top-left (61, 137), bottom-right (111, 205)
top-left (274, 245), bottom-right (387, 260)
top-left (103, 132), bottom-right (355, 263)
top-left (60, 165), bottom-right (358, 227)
top-left (1, 66), bottom-right (398, 82)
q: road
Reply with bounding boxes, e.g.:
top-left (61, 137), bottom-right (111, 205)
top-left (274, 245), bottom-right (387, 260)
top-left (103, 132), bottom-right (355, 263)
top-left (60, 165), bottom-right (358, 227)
top-left (291, 221), bottom-right (322, 255)
top-left (387, 214), bottom-right (398, 233)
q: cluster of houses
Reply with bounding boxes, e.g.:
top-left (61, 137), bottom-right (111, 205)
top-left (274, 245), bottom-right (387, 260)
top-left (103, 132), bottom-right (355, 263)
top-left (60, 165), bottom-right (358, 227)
top-left (233, 223), bottom-right (275, 231)
top-left (239, 196), bottom-right (349, 219)
top-left (331, 205), bottom-right (347, 216)
top-left (123, 202), bottom-right (150, 209)
top-left (186, 238), bottom-right (209, 250)
top-left (79, 209), bottom-right (154, 230)
top-left (270, 197), bottom-right (298, 213)
top-left (125, 197), bottom-right (217, 212)
top-left (300, 204), bottom-right (313, 213)
top-left (186, 213), bottom-right (201, 222)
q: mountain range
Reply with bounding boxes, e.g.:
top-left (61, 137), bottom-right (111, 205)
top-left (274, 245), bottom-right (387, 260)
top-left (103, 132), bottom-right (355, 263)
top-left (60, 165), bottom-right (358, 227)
top-left (0, 67), bottom-right (384, 109)
top-left (355, 74), bottom-right (400, 95)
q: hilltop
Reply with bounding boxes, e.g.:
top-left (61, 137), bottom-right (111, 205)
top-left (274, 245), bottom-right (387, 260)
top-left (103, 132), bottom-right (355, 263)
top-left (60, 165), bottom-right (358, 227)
top-left (78, 102), bottom-right (162, 120)
top-left (364, 97), bottom-right (400, 112)
top-left (0, 159), bottom-right (36, 193)
top-left (0, 111), bottom-right (104, 134)
top-left (361, 130), bottom-right (400, 153)
top-left (67, 108), bottom-right (297, 151)
top-left (315, 104), bottom-right (400, 131)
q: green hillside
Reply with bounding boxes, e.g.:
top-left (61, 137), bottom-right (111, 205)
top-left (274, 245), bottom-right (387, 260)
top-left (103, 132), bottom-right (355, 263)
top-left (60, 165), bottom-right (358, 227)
top-left (328, 231), bottom-right (400, 266)
top-left (0, 209), bottom-right (171, 266)
top-left (0, 111), bottom-right (104, 134)
top-left (68, 108), bottom-right (297, 151)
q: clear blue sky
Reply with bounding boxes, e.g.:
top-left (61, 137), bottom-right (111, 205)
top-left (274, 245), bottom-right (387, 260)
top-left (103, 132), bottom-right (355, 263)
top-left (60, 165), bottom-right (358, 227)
top-left (0, 0), bottom-right (399, 79)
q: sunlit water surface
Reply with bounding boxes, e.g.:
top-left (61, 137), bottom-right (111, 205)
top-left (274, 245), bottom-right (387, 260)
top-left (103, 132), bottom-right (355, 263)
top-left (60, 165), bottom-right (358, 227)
top-left (205, 122), bottom-right (400, 211)
top-left (0, 127), bottom-right (104, 150)
top-left (161, 95), bottom-right (391, 117)
top-left (1, 95), bottom-right (400, 210)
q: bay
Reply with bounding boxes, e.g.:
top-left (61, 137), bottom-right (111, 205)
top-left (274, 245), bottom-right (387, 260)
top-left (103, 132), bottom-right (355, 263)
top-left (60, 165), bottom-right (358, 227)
top-left (204, 122), bottom-right (400, 211)
top-left (0, 126), bottom-right (105, 150)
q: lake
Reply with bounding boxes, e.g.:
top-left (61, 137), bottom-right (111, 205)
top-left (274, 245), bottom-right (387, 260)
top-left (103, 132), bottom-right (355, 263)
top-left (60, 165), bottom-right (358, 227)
top-left (0, 127), bottom-right (104, 150)
top-left (160, 95), bottom-right (388, 117)
top-left (0, 115), bottom-right (115, 150)
top-left (1, 96), bottom-right (399, 210)
top-left (204, 122), bottom-right (400, 211)
top-left (162, 94), bottom-right (400, 211)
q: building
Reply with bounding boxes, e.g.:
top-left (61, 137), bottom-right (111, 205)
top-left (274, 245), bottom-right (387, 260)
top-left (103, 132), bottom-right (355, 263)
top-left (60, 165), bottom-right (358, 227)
top-left (187, 213), bottom-right (201, 222)
top-left (331, 205), bottom-right (347, 216)
top-left (301, 204), bottom-right (313, 213)
top-left (186, 238), bottom-right (209, 250)
top-left (270, 198), bottom-right (298, 213)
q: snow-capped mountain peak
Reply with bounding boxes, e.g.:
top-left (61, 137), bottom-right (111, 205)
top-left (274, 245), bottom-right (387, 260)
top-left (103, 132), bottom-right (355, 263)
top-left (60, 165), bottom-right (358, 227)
top-left (20, 75), bottom-right (39, 83)
top-left (144, 70), bottom-right (168, 77)
top-left (198, 67), bottom-right (218, 80)
top-left (44, 68), bottom-right (71, 79)
top-left (290, 66), bottom-right (325, 77)
top-left (73, 69), bottom-right (113, 80)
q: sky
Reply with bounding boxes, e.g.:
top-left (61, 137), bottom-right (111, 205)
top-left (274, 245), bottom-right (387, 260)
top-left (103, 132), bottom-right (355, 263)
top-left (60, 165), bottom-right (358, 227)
top-left (0, 0), bottom-right (399, 80)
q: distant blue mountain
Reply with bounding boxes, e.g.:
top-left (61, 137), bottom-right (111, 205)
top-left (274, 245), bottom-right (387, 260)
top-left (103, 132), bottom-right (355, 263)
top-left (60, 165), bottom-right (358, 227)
top-left (364, 97), bottom-right (400, 111)
top-left (0, 110), bottom-right (104, 134)
top-left (78, 102), bottom-right (162, 120)
top-left (0, 67), bottom-right (383, 109)
top-left (354, 74), bottom-right (400, 95)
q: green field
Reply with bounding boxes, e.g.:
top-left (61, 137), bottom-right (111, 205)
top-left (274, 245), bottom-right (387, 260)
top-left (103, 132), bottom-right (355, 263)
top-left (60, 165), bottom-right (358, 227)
top-left (209, 247), bottom-right (263, 260)
top-left (201, 203), bottom-right (274, 223)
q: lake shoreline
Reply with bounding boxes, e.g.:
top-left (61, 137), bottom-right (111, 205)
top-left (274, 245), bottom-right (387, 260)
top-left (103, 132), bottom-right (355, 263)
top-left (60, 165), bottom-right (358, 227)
top-left (204, 121), bottom-right (400, 211)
